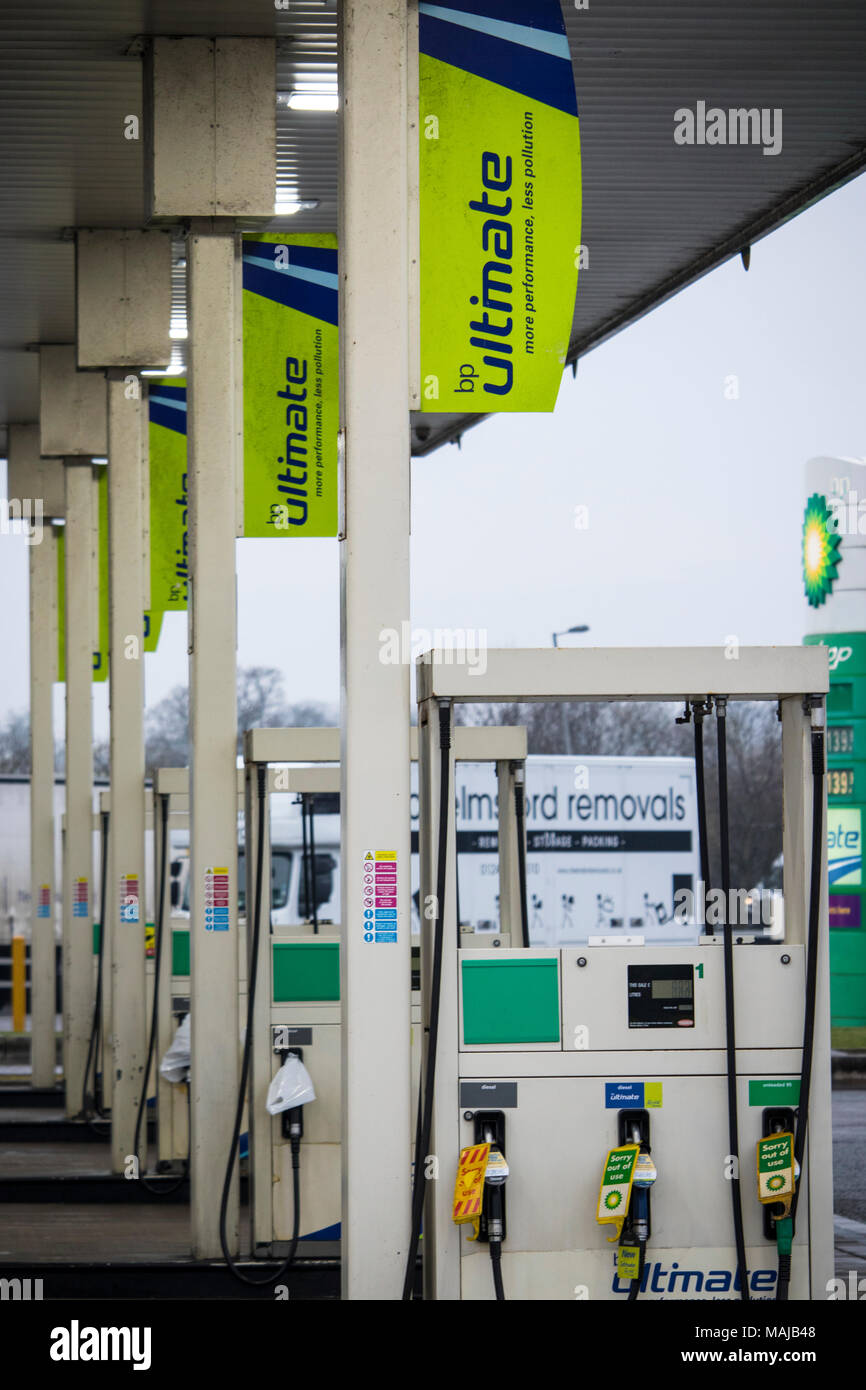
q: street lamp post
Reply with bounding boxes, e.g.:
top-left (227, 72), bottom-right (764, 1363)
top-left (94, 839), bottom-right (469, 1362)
top-left (552, 626), bottom-right (590, 757)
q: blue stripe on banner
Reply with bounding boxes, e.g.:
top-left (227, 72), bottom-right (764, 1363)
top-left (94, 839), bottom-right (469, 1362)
top-left (422, 0), bottom-right (567, 37)
top-left (151, 385), bottom-right (186, 403)
top-left (149, 392), bottom-right (187, 413)
top-left (149, 400), bottom-right (188, 436)
top-left (242, 258), bottom-right (338, 326)
top-left (419, 13), bottom-right (577, 117)
top-left (276, 244), bottom-right (337, 276)
top-left (243, 253), bottom-right (338, 293)
top-left (242, 241), bottom-right (337, 278)
top-left (419, 4), bottom-right (569, 59)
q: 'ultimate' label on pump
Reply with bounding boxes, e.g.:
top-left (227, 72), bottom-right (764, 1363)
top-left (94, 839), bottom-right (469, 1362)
top-left (37, 884), bottom-right (51, 919)
top-left (362, 851), bottom-right (398, 943)
top-left (73, 878), bottom-right (89, 919)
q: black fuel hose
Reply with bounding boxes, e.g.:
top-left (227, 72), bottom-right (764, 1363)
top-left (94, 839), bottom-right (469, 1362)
top-left (488, 1183), bottom-right (506, 1300)
top-left (717, 699), bottom-right (749, 1301)
top-left (514, 770), bottom-right (529, 948)
top-left (693, 701), bottom-right (713, 934)
top-left (82, 810), bottom-right (110, 1130)
top-left (403, 700), bottom-right (452, 1300)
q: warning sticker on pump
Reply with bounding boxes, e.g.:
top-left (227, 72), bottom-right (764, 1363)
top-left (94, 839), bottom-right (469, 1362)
top-left (363, 851), bottom-right (398, 943)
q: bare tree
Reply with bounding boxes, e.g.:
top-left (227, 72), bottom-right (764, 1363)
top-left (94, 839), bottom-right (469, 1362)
top-left (145, 667), bottom-right (338, 778)
top-left (459, 697), bottom-right (784, 891)
top-left (0, 710), bottom-right (31, 773)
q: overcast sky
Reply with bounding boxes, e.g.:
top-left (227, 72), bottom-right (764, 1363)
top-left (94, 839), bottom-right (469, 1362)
top-left (1, 170), bottom-right (865, 742)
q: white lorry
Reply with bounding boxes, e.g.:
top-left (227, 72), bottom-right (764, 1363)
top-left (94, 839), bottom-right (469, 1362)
top-left (432, 755), bottom-right (701, 946)
top-left (173, 755), bottom-right (701, 947)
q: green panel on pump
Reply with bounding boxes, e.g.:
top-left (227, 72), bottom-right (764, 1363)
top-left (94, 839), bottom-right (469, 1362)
top-left (272, 941), bottom-right (340, 1002)
top-left (172, 929), bottom-right (190, 976)
top-left (461, 957), bottom-right (560, 1045)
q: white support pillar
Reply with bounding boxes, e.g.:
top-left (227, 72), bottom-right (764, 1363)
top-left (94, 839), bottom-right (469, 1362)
top-left (186, 224), bottom-right (240, 1259)
top-left (62, 463), bottom-right (97, 1117)
top-left (106, 377), bottom-right (147, 1172)
top-left (339, 0), bottom-right (413, 1298)
top-left (29, 527), bottom-right (58, 1087)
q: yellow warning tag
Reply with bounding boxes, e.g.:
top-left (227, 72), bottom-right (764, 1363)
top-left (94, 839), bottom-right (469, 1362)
top-left (757, 1131), bottom-right (795, 1212)
top-left (617, 1242), bottom-right (641, 1282)
top-left (597, 1143), bottom-right (639, 1243)
top-left (452, 1142), bottom-right (490, 1240)
top-left (144, 924), bottom-right (155, 958)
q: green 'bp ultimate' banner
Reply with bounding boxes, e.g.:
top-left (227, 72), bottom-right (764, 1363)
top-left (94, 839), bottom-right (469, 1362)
top-left (93, 466), bottom-right (109, 683)
top-left (419, 1), bottom-right (581, 413)
top-left (147, 380), bottom-right (188, 638)
top-left (242, 234), bottom-right (339, 538)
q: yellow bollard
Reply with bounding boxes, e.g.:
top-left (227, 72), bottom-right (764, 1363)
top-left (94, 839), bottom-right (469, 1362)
top-left (11, 934), bottom-right (26, 1034)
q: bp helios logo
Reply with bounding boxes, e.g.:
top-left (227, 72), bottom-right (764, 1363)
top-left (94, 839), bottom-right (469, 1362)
top-left (802, 492), bottom-right (842, 607)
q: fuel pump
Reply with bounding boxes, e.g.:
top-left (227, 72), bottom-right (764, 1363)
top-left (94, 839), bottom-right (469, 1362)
top-left (132, 793), bottom-right (188, 1195)
top-left (220, 764), bottom-right (315, 1287)
top-left (415, 646), bottom-right (832, 1302)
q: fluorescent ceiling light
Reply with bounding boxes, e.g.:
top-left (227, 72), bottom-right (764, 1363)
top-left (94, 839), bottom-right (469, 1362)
top-left (274, 196), bottom-right (320, 215)
top-left (278, 85), bottom-right (338, 112)
top-left (169, 325), bottom-right (188, 341)
top-left (289, 93), bottom-right (338, 111)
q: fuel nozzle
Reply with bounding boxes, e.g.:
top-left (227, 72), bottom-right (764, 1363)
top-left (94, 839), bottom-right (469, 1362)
top-left (483, 1125), bottom-right (509, 1239)
top-left (630, 1147), bottom-right (657, 1244)
top-left (482, 1124), bottom-right (509, 1301)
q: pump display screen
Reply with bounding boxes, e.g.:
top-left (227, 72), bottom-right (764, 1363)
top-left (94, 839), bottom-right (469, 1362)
top-left (628, 965), bottom-right (695, 1028)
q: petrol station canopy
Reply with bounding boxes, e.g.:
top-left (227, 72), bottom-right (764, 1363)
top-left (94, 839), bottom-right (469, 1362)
top-left (0, 0), bottom-right (864, 457)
